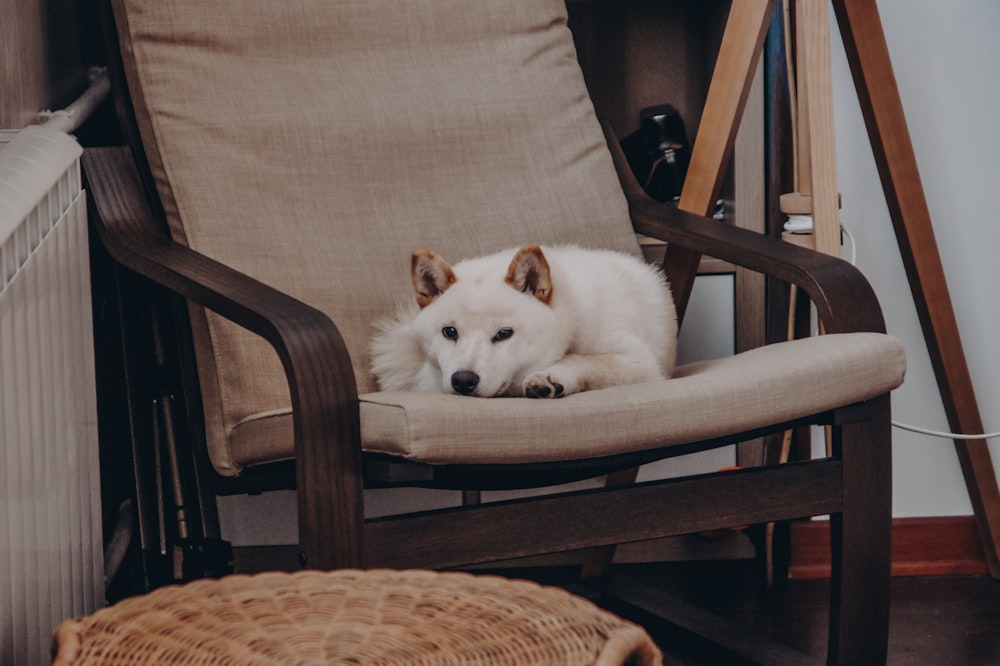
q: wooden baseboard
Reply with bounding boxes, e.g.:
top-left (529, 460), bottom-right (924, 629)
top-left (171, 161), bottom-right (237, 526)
top-left (789, 515), bottom-right (988, 579)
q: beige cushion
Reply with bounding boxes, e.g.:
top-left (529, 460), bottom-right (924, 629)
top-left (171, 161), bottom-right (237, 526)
top-left (112, 0), bottom-right (906, 477)
top-left (112, 0), bottom-right (642, 475)
top-left (226, 333), bottom-right (905, 470)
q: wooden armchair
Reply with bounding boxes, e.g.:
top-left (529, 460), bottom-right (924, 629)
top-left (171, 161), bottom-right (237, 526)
top-left (87, 0), bottom-right (905, 662)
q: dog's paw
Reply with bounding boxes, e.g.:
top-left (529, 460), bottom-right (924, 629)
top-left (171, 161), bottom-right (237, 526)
top-left (523, 372), bottom-right (566, 399)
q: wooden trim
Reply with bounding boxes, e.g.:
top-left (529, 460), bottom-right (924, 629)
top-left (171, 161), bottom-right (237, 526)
top-left (790, 516), bottom-right (988, 579)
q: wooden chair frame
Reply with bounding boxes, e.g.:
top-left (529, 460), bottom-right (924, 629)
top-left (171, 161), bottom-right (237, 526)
top-left (85, 137), bottom-right (893, 663)
top-left (84, 0), bottom-right (897, 662)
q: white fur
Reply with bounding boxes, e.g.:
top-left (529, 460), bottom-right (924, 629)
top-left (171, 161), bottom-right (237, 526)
top-left (370, 245), bottom-right (677, 398)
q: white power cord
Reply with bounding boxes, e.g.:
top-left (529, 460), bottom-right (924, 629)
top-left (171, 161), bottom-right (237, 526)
top-left (783, 218), bottom-right (995, 442)
top-left (839, 223), bottom-right (857, 266)
top-left (837, 223), bottom-right (997, 442)
top-left (891, 421), bottom-right (1000, 441)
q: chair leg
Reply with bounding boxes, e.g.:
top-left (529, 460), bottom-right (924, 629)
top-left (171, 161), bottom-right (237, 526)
top-left (827, 394), bottom-right (892, 664)
top-left (580, 467), bottom-right (640, 579)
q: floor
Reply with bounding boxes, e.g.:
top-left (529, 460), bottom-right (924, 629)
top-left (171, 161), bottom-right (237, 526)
top-left (493, 561), bottom-right (1000, 665)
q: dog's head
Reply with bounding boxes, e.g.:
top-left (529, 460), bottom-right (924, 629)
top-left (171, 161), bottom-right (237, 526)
top-left (409, 245), bottom-right (568, 397)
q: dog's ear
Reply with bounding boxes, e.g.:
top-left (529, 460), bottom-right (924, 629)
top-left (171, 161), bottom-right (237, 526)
top-left (505, 245), bottom-right (553, 305)
top-left (412, 249), bottom-right (456, 308)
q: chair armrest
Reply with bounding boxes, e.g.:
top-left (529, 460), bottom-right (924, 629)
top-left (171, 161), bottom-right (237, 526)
top-left (630, 200), bottom-right (887, 336)
top-left (600, 119), bottom-right (885, 336)
top-left (82, 146), bottom-right (363, 568)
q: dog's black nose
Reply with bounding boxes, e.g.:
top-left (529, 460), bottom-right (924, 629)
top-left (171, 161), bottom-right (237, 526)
top-left (451, 370), bottom-right (479, 395)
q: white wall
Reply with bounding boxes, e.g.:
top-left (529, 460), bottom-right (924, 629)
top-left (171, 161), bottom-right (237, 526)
top-left (830, 0), bottom-right (1000, 516)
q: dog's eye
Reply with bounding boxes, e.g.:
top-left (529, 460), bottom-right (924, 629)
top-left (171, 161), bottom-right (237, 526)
top-left (442, 326), bottom-right (459, 341)
top-left (492, 327), bottom-right (514, 342)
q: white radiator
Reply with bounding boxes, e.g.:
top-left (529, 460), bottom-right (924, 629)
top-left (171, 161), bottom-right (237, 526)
top-left (0, 126), bottom-right (103, 665)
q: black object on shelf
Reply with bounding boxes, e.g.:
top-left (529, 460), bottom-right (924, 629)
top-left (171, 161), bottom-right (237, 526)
top-left (620, 104), bottom-right (690, 203)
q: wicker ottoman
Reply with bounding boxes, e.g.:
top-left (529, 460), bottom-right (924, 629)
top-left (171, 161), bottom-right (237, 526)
top-left (51, 569), bottom-right (661, 665)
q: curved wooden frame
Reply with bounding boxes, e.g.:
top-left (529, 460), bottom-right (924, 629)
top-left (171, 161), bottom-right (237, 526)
top-left (85, 138), bottom-right (892, 662)
top-left (83, 0), bottom-right (898, 660)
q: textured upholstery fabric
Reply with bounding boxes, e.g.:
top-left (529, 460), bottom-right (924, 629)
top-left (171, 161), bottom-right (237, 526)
top-left (113, 0), bottom-right (640, 474)
top-left (230, 333), bottom-right (905, 468)
top-left (112, 0), bottom-right (905, 477)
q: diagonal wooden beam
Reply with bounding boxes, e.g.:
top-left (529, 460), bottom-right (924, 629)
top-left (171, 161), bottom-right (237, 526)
top-left (832, 0), bottom-right (1000, 578)
top-left (665, 0), bottom-right (775, 321)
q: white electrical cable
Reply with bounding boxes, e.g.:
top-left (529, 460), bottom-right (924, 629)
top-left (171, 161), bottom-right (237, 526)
top-left (839, 224), bottom-right (999, 442)
top-left (839, 223), bottom-right (857, 266)
top-left (892, 421), bottom-right (1000, 441)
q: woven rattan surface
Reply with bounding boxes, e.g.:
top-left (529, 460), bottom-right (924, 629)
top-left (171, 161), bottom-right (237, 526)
top-left (52, 569), bottom-right (661, 665)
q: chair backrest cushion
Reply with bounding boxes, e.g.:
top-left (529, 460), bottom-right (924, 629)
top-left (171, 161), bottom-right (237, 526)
top-left (112, 0), bottom-right (641, 474)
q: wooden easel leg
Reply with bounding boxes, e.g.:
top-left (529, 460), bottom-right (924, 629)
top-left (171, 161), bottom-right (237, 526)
top-left (832, 0), bottom-right (1000, 578)
top-left (661, 0), bottom-right (1000, 581)
top-left (796, 0), bottom-right (842, 258)
top-left (664, 0), bottom-right (774, 320)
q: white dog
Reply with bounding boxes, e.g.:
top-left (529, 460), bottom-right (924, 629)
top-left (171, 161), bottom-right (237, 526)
top-left (370, 244), bottom-right (677, 398)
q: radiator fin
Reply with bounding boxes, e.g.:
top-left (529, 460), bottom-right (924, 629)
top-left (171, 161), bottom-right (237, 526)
top-left (1, 126), bottom-right (102, 665)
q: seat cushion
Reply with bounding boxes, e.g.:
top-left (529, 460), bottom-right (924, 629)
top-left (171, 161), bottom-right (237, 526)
top-left (226, 332), bottom-right (905, 471)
